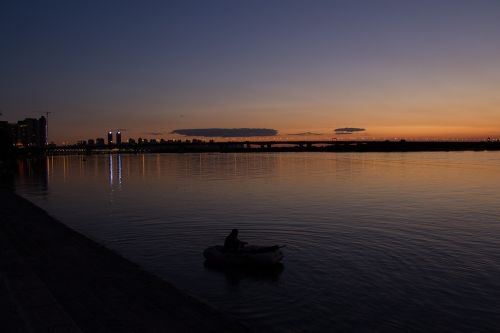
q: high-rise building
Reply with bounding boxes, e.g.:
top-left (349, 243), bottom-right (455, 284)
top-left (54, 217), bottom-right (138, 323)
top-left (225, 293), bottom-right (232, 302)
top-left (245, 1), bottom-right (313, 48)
top-left (0, 121), bottom-right (13, 154)
top-left (107, 131), bottom-right (113, 145)
top-left (116, 131), bottom-right (122, 145)
top-left (11, 117), bottom-right (47, 147)
top-left (39, 116), bottom-right (47, 145)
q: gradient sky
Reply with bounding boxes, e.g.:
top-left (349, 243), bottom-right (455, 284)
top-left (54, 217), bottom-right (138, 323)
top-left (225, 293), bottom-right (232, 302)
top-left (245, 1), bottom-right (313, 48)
top-left (1, 0), bottom-right (500, 143)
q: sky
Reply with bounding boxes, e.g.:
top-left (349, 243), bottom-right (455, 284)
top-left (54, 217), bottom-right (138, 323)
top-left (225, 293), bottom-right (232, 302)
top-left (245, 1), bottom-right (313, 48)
top-left (1, 0), bottom-right (500, 143)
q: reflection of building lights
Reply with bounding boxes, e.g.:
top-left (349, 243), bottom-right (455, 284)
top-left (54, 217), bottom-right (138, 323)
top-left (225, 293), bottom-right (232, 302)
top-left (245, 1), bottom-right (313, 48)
top-left (109, 154), bottom-right (113, 185)
top-left (142, 154), bottom-right (145, 178)
top-left (118, 154), bottom-right (122, 185)
top-left (46, 157), bottom-right (50, 181)
top-left (156, 154), bottom-right (160, 178)
top-left (63, 156), bottom-right (67, 181)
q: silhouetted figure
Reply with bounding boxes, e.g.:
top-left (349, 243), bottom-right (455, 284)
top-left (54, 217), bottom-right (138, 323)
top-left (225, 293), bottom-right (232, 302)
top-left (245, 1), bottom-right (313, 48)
top-left (224, 229), bottom-right (247, 252)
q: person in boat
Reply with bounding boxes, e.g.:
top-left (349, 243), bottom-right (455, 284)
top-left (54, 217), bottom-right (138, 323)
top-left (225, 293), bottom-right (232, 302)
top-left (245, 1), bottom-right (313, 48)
top-left (224, 229), bottom-right (247, 252)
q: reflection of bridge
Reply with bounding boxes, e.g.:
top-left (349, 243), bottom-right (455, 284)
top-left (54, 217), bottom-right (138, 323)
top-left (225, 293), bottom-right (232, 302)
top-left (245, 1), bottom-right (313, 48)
top-left (45, 140), bottom-right (500, 154)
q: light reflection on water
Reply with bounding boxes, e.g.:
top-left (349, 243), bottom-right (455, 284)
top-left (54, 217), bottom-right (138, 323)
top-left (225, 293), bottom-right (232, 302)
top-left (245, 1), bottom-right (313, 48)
top-left (15, 152), bottom-right (500, 332)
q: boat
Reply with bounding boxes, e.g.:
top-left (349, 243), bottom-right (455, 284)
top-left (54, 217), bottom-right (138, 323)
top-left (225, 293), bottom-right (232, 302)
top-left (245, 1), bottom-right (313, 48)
top-left (203, 245), bottom-right (284, 266)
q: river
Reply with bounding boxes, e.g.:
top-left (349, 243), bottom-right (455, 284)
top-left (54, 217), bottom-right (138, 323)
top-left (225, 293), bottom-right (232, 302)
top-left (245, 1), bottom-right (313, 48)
top-left (14, 152), bottom-right (500, 332)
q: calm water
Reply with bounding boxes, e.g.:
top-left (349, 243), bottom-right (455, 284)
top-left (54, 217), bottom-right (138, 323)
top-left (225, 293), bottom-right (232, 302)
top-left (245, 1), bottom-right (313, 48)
top-left (14, 152), bottom-right (500, 332)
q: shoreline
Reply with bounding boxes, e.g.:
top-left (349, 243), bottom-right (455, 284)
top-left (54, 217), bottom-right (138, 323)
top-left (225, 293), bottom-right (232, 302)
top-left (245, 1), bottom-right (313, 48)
top-left (0, 189), bottom-right (249, 332)
top-left (12, 140), bottom-right (500, 156)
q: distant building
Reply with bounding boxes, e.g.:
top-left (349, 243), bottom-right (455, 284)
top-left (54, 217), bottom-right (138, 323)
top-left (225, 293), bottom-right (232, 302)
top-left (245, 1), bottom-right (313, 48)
top-left (107, 131), bottom-right (113, 145)
top-left (10, 116), bottom-right (47, 147)
top-left (88, 139), bottom-right (95, 145)
top-left (0, 121), bottom-right (10, 138)
top-left (138, 137), bottom-right (144, 144)
top-left (128, 138), bottom-right (136, 144)
top-left (40, 116), bottom-right (47, 145)
top-left (0, 121), bottom-right (13, 156)
top-left (116, 131), bottom-right (122, 145)
top-left (96, 138), bottom-right (105, 145)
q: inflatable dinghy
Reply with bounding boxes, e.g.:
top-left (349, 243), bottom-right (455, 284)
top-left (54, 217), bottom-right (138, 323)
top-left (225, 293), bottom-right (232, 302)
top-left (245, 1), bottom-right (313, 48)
top-left (203, 245), bottom-right (284, 266)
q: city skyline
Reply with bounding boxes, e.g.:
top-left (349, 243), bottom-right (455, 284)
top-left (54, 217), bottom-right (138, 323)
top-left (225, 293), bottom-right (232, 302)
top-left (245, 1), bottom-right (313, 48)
top-left (2, 0), bottom-right (500, 143)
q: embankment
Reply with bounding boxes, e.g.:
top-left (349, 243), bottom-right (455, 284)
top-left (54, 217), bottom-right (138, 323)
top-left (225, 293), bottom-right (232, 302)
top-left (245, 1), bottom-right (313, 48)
top-left (0, 189), bottom-right (249, 332)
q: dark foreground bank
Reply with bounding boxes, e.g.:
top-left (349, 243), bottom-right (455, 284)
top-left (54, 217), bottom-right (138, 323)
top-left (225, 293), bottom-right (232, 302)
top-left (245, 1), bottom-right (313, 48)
top-left (0, 189), bottom-right (249, 332)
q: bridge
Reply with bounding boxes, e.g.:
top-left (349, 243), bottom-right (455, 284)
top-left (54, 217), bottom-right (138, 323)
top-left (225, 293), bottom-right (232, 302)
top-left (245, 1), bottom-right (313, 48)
top-left (44, 140), bottom-right (500, 154)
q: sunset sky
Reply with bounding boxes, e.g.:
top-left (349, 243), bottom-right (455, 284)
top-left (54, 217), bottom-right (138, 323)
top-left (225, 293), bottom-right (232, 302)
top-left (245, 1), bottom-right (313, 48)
top-left (1, 0), bottom-right (500, 143)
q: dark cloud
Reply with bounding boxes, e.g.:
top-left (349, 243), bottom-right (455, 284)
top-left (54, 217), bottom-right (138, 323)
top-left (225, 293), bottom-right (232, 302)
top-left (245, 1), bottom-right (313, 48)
top-left (334, 127), bottom-right (366, 134)
top-left (171, 128), bottom-right (278, 137)
top-left (288, 132), bottom-right (323, 136)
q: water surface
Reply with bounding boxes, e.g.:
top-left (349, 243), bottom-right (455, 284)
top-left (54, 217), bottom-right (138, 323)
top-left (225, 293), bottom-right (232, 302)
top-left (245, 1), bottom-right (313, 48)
top-left (15, 152), bottom-right (500, 332)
